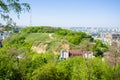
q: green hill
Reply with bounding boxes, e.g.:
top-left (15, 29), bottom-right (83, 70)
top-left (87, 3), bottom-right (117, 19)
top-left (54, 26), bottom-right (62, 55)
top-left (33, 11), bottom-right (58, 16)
top-left (2, 26), bottom-right (108, 56)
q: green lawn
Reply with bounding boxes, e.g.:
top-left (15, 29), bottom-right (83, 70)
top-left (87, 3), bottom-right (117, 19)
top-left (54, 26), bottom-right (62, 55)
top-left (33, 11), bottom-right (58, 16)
top-left (25, 33), bottom-right (52, 42)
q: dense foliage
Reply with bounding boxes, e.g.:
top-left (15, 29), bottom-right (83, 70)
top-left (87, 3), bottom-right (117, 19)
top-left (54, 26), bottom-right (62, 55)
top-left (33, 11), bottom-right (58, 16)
top-left (0, 26), bottom-right (116, 80)
top-left (0, 51), bottom-right (120, 80)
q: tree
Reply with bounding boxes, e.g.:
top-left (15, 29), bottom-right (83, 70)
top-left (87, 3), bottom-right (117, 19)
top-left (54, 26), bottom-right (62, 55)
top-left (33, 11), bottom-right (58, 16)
top-left (0, 52), bottom-right (23, 80)
top-left (93, 40), bottom-right (108, 57)
top-left (80, 39), bottom-right (94, 51)
top-left (32, 64), bottom-right (67, 80)
top-left (106, 43), bottom-right (120, 67)
top-left (106, 42), bottom-right (120, 80)
top-left (0, 0), bottom-right (30, 22)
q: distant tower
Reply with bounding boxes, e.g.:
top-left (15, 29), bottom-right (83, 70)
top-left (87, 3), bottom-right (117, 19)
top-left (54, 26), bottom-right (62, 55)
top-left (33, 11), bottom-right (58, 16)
top-left (30, 9), bottom-right (32, 26)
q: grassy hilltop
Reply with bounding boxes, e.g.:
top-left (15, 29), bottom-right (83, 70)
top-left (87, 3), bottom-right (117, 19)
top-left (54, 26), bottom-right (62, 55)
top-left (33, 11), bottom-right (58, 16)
top-left (3, 26), bottom-right (108, 56)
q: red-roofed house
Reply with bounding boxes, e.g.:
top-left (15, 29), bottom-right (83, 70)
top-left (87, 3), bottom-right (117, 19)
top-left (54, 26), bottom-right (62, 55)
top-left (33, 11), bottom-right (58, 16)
top-left (60, 50), bottom-right (94, 59)
top-left (69, 50), bottom-right (84, 57)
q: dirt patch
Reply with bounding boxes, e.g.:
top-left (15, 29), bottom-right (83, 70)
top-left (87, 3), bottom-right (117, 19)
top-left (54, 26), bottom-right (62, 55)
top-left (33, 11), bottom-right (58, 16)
top-left (53, 51), bottom-right (60, 55)
top-left (61, 43), bottom-right (70, 50)
top-left (32, 43), bottom-right (48, 53)
top-left (31, 41), bottom-right (70, 55)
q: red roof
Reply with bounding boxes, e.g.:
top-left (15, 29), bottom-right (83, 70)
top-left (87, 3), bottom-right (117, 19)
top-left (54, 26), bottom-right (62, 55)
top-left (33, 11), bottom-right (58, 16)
top-left (69, 50), bottom-right (84, 57)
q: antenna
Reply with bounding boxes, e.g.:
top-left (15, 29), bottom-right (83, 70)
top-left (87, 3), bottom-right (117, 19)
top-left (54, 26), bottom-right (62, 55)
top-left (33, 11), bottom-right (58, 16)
top-left (30, 9), bottom-right (32, 26)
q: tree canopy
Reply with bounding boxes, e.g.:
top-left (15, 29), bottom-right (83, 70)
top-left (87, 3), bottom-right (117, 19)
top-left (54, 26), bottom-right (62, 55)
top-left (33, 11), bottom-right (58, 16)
top-left (0, 0), bottom-right (30, 22)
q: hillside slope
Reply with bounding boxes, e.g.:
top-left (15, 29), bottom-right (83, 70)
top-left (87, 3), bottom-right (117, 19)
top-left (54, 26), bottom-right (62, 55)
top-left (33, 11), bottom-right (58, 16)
top-left (3, 26), bottom-right (108, 56)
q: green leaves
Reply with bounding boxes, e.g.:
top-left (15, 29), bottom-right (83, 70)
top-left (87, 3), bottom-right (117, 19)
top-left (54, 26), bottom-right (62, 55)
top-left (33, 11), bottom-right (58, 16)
top-left (0, 48), bottom-right (119, 80)
top-left (32, 64), bottom-right (67, 80)
top-left (0, 53), bottom-right (22, 80)
top-left (93, 40), bottom-right (108, 56)
top-left (0, 0), bottom-right (30, 22)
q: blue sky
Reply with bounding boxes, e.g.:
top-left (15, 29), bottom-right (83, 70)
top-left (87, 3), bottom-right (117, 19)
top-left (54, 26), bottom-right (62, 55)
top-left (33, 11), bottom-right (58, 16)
top-left (5, 0), bottom-right (120, 27)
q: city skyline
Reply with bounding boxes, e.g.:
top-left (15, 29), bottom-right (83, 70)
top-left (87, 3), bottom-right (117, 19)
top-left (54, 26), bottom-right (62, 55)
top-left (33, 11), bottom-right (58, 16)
top-left (1, 0), bottom-right (120, 27)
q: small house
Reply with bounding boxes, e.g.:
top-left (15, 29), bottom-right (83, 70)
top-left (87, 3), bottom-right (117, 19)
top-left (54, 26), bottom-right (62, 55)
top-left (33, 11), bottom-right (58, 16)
top-left (69, 50), bottom-right (84, 57)
top-left (83, 51), bottom-right (94, 58)
top-left (60, 50), bottom-right (94, 60)
top-left (60, 50), bottom-right (69, 59)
